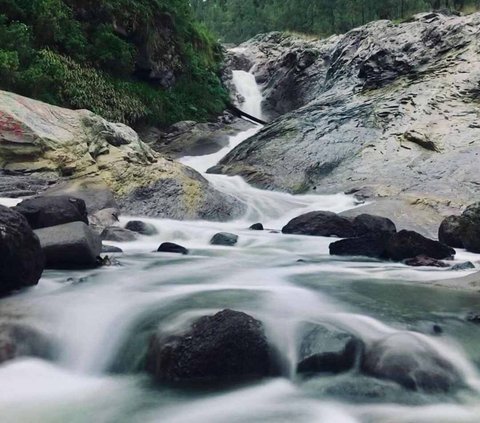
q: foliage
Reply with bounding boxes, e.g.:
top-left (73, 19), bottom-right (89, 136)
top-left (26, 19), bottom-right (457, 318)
top-left (192, 0), bottom-right (480, 43)
top-left (0, 0), bottom-right (228, 127)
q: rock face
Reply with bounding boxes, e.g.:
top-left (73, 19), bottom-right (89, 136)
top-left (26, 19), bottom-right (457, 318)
top-left (361, 332), bottom-right (463, 393)
top-left (0, 206), bottom-right (44, 295)
top-left (35, 222), bottom-right (101, 268)
top-left (146, 309), bottom-right (279, 384)
top-left (13, 196), bottom-right (88, 229)
top-left (0, 90), bottom-right (245, 221)
top-left (215, 12), bottom-right (480, 218)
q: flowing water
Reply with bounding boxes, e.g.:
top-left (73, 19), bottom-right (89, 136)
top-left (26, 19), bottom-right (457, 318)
top-left (1, 71), bottom-right (480, 423)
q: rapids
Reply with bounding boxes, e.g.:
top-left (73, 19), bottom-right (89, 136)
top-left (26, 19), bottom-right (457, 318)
top-left (0, 71), bottom-right (479, 423)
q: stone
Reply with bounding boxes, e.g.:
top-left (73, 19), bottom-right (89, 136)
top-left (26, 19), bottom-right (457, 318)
top-left (438, 215), bottom-right (464, 248)
top-left (459, 202), bottom-right (480, 253)
top-left (34, 222), bottom-right (102, 268)
top-left (361, 332), bottom-right (463, 393)
top-left (101, 227), bottom-right (138, 242)
top-left (125, 220), bottom-right (158, 236)
top-left (0, 205), bottom-right (44, 295)
top-left (282, 211), bottom-right (357, 237)
top-left (329, 233), bottom-right (392, 259)
top-left (157, 242), bottom-right (189, 255)
top-left (384, 230), bottom-right (455, 261)
top-left (352, 214), bottom-right (396, 236)
top-left (210, 232), bottom-right (239, 246)
top-left (249, 223), bottom-right (264, 230)
top-left (403, 255), bottom-right (449, 268)
top-left (466, 312), bottom-right (480, 324)
top-left (146, 309), bottom-right (279, 384)
top-left (101, 244), bottom-right (123, 253)
top-left (450, 261), bottom-right (475, 271)
top-left (13, 196), bottom-right (88, 230)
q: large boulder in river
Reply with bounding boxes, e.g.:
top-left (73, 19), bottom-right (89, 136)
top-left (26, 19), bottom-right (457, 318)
top-left (146, 309), bottom-right (279, 385)
top-left (0, 89), bottom-right (245, 221)
top-left (35, 222), bottom-right (101, 268)
top-left (101, 227), bottom-right (138, 242)
top-left (282, 211), bottom-right (357, 237)
top-left (458, 202), bottom-right (480, 253)
top-left (215, 13), bottom-right (480, 220)
top-left (13, 196), bottom-right (88, 229)
top-left (384, 230), bottom-right (455, 261)
top-left (0, 206), bottom-right (44, 295)
top-left (361, 332), bottom-right (463, 393)
top-left (438, 215), bottom-right (465, 248)
top-left (329, 233), bottom-right (392, 259)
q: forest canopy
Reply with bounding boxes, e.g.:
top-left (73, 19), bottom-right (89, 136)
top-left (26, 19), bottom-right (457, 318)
top-left (192, 0), bottom-right (480, 43)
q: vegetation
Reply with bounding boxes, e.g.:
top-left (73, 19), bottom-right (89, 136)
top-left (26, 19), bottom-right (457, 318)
top-left (192, 0), bottom-right (480, 43)
top-left (0, 0), bottom-right (228, 127)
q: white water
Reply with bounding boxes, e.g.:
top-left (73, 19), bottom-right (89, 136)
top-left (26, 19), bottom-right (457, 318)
top-left (1, 71), bottom-right (480, 423)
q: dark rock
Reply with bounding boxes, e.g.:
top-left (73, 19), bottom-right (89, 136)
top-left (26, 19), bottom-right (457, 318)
top-left (157, 242), bottom-right (189, 255)
top-left (101, 226), bottom-right (138, 242)
top-left (459, 202), bottom-right (480, 253)
top-left (433, 324), bottom-right (443, 335)
top-left (102, 244), bottom-right (123, 253)
top-left (13, 196), bottom-right (88, 229)
top-left (385, 230), bottom-right (455, 261)
top-left (0, 322), bottom-right (54, 364)
top-left (353, 214), bottom-right (396, 235)
top-left (146, 309), bottom-right (279, 384)
top-left (125, 220), bottom-right (158, 236)
top-left (329, 233), bottom-right (392, 259)
top-left (403, 255), bottom-right (449, 268)
top-left (361, 332), bottom-right (463, 393)
top-left (466, 312), bottom-right (480, 324)
top-left (249, 223), bottom-right (264, 231)
top-left (282, 211), bottom-right (357, 237)
top-left (210, 232), bottom-right (239, 246)
top-left (35, 222), bottom-right (102, 269)
top-left (450, 261), bottom-right (475, 271)
top-left (0, 206), bottom-right (44, 296)
top-left (438, 215), bottom-right (464, 248)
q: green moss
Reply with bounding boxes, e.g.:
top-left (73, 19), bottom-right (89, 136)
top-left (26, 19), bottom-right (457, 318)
top-left (0, 0), bottom-right (228, 127)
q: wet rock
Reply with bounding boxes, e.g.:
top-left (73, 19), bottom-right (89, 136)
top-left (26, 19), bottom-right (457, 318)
top-left (102, 244), bottom-right (123, 253)
top-left (361, 332), bottom-right (463, 393)
top-left (146, 309), bottom-right (279, 384)
top-left (101, 227), bottom-right (138, 242)
top-left (459, 202), bottom-right (480, 253)
top-left (249, 223), bottom-right (264, 231)
top-left (282, 211), bottom-right (357, 237)
top-left (403, 255), bottom-right (449, 268)
top-left (13, 196), bottom-right (88, 229)
top-left (450, 262), bottom-right (475, 271)
top-left (433, 324), bottom-right (443, 335)
top-left (157, 242), bottom-right (189, 255)
top-left (353, 214), bottom-right (396, 235)
top-left (0, 206), bottom-right (44, 295)
top-left (0, 322), bottom-right (54, 364)
top-left (210, 232), bottom-right (239, 246)
top-left (438, 215), bottom-right (464, 248)
top-left (35, 222), bottom-right (101, 269)
top-left (329, 233), bottom-right (392, 259)
top-left (125, 220), bottom-right (158, 236)
top-left (385, 230), bottom-right (455, 261)
top-left (466, 312), bottom-right (480, 324)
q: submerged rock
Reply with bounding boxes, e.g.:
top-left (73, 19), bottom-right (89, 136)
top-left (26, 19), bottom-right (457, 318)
top-left (102, 244), bottom-right (123, 253)
top-left (125, 220), bottom-right (158, 236)
top-left (13, 196), bottom-right (88, 229)
top-left (403, 255), bottom-right (449, 268)
top-left (101, 227), bottom-right (138, 242)
top-left (210, 232), bottom-right (239, 246)
top-left (361, 332), bottom-right (463, 393)
top-left (0, 206), bottom-right (44, 295)
top-left (146, 309), bottom-right (279, 385)
top-left (249, 223), bottom-right (264, 231)
top-left (157, 242), bottom-right (189, 255)
top-left (450, 261), bottom-right (475, 271)
top-left (35, 222), bottom-right (101, 269)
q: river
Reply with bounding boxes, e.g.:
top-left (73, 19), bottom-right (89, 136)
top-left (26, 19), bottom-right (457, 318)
top-left (0, 71), bottom-right (480, 423)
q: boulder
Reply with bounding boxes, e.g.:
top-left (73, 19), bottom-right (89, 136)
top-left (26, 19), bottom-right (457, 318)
top-left (352, 214), bottom-right (396, 236)
top-left (157, 242), bottom-right (189, 255)
top-left (384, 230), bottom-right (455, 261)
top-left (35, 222), bottom-right (101, 268)
top-left (101, 227), bottom-right (138, 242)
top-left (282, 211), bottom-right (357, 237)
top-left (249, 223), bottom-right (264, 231)
top-left (361, 332), bottom-right (463, 393)
top-left (403, 255), bottom-right (449, 268)
top-left (13, 196), bottom-right (88, 229)
top-left (125, 220), bottom-right (158, 236)
top-left (438, 215), bottom-right (464, 248)
top-left (0, 322), bottom-right (54, 364)
top-left (210, 232), bottom-right (239, 246)
top-left (102, 244), bottom-right (123, 253)
top-left (0, 206), bottom-right (44, 295)
top-left (329, 233), bottom-right (391, 259)
top-left (459, 203), bottom-right (480, 253)
top-left (146, 309), bottom-right (279, 384)
top-left (450, 261), bottom-right (475, 271)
